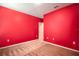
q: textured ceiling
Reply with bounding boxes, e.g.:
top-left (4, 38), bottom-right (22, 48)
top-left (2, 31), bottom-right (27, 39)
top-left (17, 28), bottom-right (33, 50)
top-left (0, 3), bottom-right (72, 18)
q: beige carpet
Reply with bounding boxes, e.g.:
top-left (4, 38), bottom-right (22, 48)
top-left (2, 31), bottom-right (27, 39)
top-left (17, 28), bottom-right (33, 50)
top-left (0, 41), bottom-right (79, 56)
top-left (0, 40), bottom-right (45, 56)
top-left (25, 42), bottom-right (79, 56)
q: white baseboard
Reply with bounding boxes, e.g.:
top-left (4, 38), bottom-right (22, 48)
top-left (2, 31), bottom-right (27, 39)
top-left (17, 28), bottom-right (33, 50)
top-left (44, 41), bottom-right (79, 53)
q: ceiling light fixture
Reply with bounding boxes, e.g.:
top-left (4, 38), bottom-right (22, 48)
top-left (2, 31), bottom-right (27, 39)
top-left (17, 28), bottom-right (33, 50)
top-left (54, 6), bottom-right (59, 8)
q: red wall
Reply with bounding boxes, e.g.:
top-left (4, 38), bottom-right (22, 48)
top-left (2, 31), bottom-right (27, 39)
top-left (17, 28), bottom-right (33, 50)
top-left (44, 4), bottom-right (79, 51)
top-left (0, 6), bottom-right (40, 48)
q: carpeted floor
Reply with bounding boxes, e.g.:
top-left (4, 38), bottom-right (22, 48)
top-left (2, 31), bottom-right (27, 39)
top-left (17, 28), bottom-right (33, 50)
top-left (25, 42), bottom-right (79, 56)
top-left (0, 41), bottom-right (79, 56)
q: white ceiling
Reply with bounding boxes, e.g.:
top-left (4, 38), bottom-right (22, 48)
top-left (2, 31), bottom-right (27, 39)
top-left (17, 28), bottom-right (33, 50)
top-left (0, 3), bottom-right (72, 18)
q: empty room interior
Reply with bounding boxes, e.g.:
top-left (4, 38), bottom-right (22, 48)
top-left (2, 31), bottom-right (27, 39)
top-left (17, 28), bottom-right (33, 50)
top-left (0, 3), bottom-right (79, 56)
